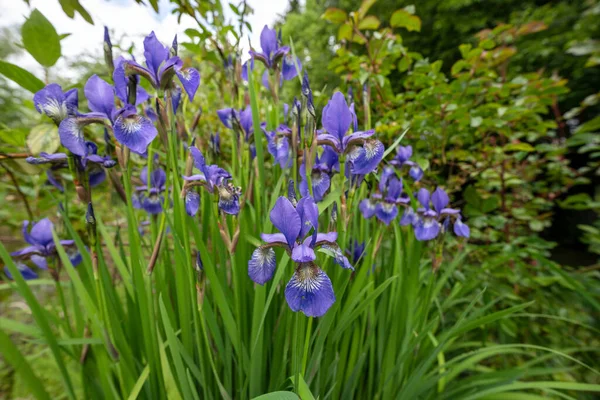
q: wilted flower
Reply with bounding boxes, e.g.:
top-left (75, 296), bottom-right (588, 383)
top-left (317, 92), bottom-right (384, 174)
top-left (411, 187), bottom-right (470, 241)
top-left (33, 84), bottom-right (78, 125)
top-left (359, 167), bottom-right (410, 225)
top-left (390, 145), bottom-right (423, 181)
top-left (183, 146), bottom-right (240, 216)
top-left (248, 194), bottom-right (352, 317)
top-left (299, 146), bottom-right (339, 202)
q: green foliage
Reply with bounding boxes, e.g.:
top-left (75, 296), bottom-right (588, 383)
top-left (21, 9), bottom-right (62, 67)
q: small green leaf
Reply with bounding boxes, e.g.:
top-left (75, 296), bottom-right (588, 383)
top-left (504, 143), bottom-right (535, 152)
top-left (451, 60), bottom-right (471, 75)
top-left (27, 124), bottom-right (60, 155)
top-left (338, 23), bottom-right (352, 41)
top-left (398, 56), bottom-right (411, 72)
top-left (390, 10), bottom-right (421, 32)
top-left (321, 8), bottom-right (347, 24)
top-left (22, 9), bottom-right (61, 67)
top-left (0, 60), bottom-right (45, 93)
top-left (358, 16), bottom-right (380, 30)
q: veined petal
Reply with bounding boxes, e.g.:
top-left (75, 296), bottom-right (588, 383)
top-left (248, 246), bottom-right (276, 285)
top-left (375, 203), bottom-right (398, 225)
top-left (350, 139), bottom-right (384, 175)
top-left (359, 199), bottom-right (377, 219)
top-left (143, 31), bottom-right (169, 80)
top-left (285, 263), bottom-right (335, 317)
top-left (113, 106), bottom-right (158, 155)
top-left (259, 25), bottom-right (277, 61)
top-left (58, 114), bottom-right (108, 156)
top-left (281, 54), bottom-right (301, 80)
top-left (270, 197), bottom-right (301, 247)
top-left (414, 218), bottom-right (441, 241)
top-left (34, 84), bottom-right (70, 124)
top-left (319, 243), bottom-right (354, 271)
top-left (175, 67), bottom-right (200, 100)
top-left (312, 171), bottom-right (331, 202)
top-left (217, 184), bottom-right (240, 215)
top-left (185, 190), bottom-right (200, 216)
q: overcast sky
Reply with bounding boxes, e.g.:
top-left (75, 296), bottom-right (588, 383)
top-left (0, 0), bottom-right (291, 78)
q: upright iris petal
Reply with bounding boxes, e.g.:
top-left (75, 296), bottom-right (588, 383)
top-left (432, 188), bottom-right (450, 213)
top-left (84, 74), bottom-right (115, 118)
top-left (322, 92), bottom-right (352, 142)
top-left (285, 263), bottom-right (335, 317)
top-left (270, 197), bottom-right (301, 248)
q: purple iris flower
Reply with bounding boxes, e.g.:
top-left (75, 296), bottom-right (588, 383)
top-left (57, 74), bottom-right (157, 156)
top-left (27, 141), bottom-right (116, 191)
top-left (248, 195), bottom-right (353, 317)
top-left (412, 187), bottom-right (470, 241)
top-left (4, 262), bottom-right (41, 281)
top-left (317, 92), bottom-right (384, 175)
top-left (9, 219), bottom-right (83, 276)
top-left (359, 167), bottom-right (410, 225)
top-left (249, 25), bottom-right (301, 76)
top-left (134, 166), bottom-right (167, 215)
top-left (262, 122), bottom-right (292, 169)
top-left (217, 106), bottom-right (253, 142)
top-left (113, 32), bottom-right (200, 101)
top-left (390, 145), bottom-right (423, 181)
top-left (183, 146), bottom-right (240, 216)
top-left (299, 146), bottom-right (339, 202)
top-left (33, 84), bottom-right (78, 125)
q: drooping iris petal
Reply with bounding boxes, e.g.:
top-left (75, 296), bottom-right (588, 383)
top-left (319, 243), bottom-right (354, 270)
top-left (248, 246), bottom-right (277, 285)
top-left (454, 219), bottom-right (470, 238)
top-left (281, 54), bottom-right (301, 81)
top-left (85, 74), bottom-right (115, 118)
top-left (30, 255), bottom-right (48, 270)
top-left (322, 92), bottom-right (352, 142)
top-left (375, 203), bottom-right (398, 225)
top-left (88, 167), bottom-right (106, 187)
top-left (46, 170), bottom-right (64, 192)
top-left (270, 197), bottom-right (301, 248)
top-left (312, 171), bottom-right (331, 202)
top-left (29, 218), bottom-right (54, 247)
top-left (217, 108), bottom-right (234, 129)
top-left (285, 263), bottom-right (335, 317)
top-left (399, 207), bottom-right (417, 226)
top-left (185, 190), bottom-right (200, 216)
top-left (359, 199), bottom-right (377, 219)
top-left (58, 118), bottom-right (89, 156)
top-left (414, 218), bottom-right (441, 241)
top-left (33, 84), bottom-right (73, 124)
top-left (217, 185), bottom-right (240, 215)
top-left (432, 188), bottom-right (450, 214)
top-left (351, 139), bottom-right (384, 175)
top-left (175, 67), bottom-right (200, 100)
top-left (142, 195), bottom-right (163, 215)
top-left (409, 165), bottom-right (423, 181)
top-left (4, 264), bottom-right (38, 280)
top-left (317, 134), bottom-right (342, 152)
top-left (10, 245), bottom-right (43, 258)
top-left (113, 105), bottom-right (158, 155)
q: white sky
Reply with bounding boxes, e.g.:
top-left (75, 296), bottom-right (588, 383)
top-left (0, 0), bottom-right (291, 78)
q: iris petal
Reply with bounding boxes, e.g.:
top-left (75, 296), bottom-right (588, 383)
top-left (285, 263), bottom-right (335, 317)
top-left (270, 197), bottom-right (301, 247)
top-left (351, 139), bottom-right (384, 175)
top-left (248, 246), bottom-right (277, 285)
top-left (113, 106), bottom-right (158, 155)
top-left (185, 190), bottom-right (200, 216)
